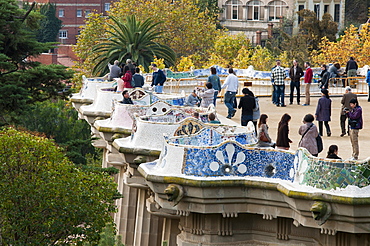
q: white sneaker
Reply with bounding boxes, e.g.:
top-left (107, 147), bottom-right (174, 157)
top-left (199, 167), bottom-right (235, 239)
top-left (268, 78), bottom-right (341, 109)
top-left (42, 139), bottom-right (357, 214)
top-left (348, 157), bottom-right (358, 161)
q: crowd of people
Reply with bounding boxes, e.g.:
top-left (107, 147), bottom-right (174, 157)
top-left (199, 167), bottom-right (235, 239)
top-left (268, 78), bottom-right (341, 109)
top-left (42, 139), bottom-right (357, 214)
top-left (184, 59), bottom-right (364, 161)
top-left (109, 57), bottom-right (365, 160)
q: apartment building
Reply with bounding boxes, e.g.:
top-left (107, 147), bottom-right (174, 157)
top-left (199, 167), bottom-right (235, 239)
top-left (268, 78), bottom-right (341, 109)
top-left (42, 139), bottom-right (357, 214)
top-left (219, 0), bottom-right (345, 44)
top-left (24, 0), bottom-right (118, 45)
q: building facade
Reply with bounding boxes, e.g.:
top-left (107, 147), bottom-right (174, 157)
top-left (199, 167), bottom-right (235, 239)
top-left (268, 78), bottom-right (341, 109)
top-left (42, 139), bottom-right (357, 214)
top-left (23, 0), bottom-right (119, 45)
top-left (219, 0), bottom-right (345, 45)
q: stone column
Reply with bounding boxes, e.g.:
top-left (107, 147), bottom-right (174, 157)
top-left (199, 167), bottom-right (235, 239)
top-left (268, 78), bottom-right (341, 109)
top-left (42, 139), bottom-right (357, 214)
top-left (161, 218), bottom-right (181, 246)
top-left (256, 31), bottom-right (262, 46)
top-left (268, 23), bottom-right (274, 39)
top-left (115, 180), bottom-right (138, 246)
top-left (133, 189), bottom-right (162, 246)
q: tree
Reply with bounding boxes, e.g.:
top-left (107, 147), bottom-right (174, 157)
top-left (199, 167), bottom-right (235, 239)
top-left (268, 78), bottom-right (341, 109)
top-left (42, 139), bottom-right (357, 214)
top-left (312, 24), bottom-right (370, 67)
top-left (297, 9), bottom-right (338, 51)
top-left (0, 128), bottom-right (119, 245)
top-left (345, 0), bottom-right (369, 27)
top-left (92, 15), bottom-right (176, 75)
top-left (13, 100), bottom-right (96, 165)
top-left (74, 0), bottom-right (221, 74)
top-left (36, 3), bottom-right (62, 43)
top-left (0, 0), bottom-right (73, 117)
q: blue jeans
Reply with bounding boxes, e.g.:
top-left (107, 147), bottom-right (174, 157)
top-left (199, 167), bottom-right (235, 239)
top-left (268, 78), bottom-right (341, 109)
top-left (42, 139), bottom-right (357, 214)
top-left (224, 91), bottom-right (236, 117)
top-left (272, 84), bottom-right (277, 104)
top-left (213, 91), bottom-right (219, 106)
top-left (274, 85), bottom-right (285, 106)
top-left (154, 85), bottom-right (163, 93)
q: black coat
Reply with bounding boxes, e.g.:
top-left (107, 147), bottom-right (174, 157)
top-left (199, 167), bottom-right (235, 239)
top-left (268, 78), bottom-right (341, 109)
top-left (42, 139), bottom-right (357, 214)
top-left (289, 65), bottom-right (304, 82)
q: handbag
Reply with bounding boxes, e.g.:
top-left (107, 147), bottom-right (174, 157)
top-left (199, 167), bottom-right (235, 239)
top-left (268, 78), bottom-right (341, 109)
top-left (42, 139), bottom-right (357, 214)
top-left (299, 123), bottom-right (323, 153)
top-left (259, 130), bottom-right (269, 142)
top-left (348, 118), bottom-right (358, 128)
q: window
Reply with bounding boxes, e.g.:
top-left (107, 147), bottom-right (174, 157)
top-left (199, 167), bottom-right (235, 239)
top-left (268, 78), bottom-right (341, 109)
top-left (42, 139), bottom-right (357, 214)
top-left (77, 9), bottom-right (82, 17)
top-left (298, 5), bottom-right (304, 24)
top-left (268, 0), bottom-right (287, 21)
top-left (59, 30), bottom-right (67, 39)
top-left (58, 9), bottom-right (64, 17)
top-left (334, 4), bottom-right (340, 22)
top-left (247, 0), bottom-right (264, 21)
top-left (324, 5), bottom-right (329, 14)
top-left (85, 10), bottom-right (91, 17)
top-left (105, 3), bottom-right (110, 12)
top-left (226, 0), bottom-right (243, 20)
top-left (314, 4), bottom-right (320, 19)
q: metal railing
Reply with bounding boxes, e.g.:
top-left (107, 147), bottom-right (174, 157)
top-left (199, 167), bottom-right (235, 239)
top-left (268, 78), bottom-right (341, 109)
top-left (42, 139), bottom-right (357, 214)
top-left (146, 76), bottom-right (369, 98)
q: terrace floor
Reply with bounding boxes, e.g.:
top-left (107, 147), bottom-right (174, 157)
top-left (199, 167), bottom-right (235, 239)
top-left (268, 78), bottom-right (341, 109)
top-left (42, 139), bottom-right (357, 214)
top-left (215, 94), bottom-right (370, 160)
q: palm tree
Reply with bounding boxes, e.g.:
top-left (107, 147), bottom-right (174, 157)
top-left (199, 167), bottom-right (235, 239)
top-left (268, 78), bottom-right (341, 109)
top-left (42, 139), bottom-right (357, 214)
top-left (92, 15), bottom-right (176, 75)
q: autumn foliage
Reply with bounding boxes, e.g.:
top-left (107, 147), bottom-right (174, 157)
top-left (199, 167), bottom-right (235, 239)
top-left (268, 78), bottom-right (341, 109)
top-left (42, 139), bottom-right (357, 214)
top-left (312, 24), bottom-right (370, 67)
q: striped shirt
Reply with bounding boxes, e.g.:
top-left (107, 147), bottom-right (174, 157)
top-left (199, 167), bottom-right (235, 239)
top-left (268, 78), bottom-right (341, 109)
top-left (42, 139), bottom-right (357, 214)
top-left (271, 66), bottom-right (287, 85)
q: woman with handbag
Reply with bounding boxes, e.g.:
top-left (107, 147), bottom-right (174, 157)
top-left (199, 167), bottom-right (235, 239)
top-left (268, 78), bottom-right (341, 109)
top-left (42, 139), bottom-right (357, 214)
top-left (257, 114), bottom-right (275, 148)
top-left (298, 114), bottom-right (319, 157)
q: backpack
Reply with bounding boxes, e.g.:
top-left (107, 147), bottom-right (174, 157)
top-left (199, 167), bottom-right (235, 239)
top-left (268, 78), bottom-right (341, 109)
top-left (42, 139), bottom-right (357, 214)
top-left (131, 76), bottom-right (136, 88)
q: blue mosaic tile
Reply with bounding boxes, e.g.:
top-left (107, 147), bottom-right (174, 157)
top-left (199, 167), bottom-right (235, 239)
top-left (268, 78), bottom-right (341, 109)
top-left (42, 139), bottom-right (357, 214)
top-left (183, 142), bottom-right (296, 181)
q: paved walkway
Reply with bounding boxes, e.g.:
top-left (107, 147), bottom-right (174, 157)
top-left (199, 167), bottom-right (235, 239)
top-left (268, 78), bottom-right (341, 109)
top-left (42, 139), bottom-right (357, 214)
top-left (215, 95), bottom-right (370, 160)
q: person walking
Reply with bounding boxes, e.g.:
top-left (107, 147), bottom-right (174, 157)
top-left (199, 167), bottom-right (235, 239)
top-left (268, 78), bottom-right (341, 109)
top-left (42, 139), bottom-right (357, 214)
top-left (197, 82), bottom-right (215, 108)
top-left (250, 90), bottom-right (260, 134)
top-left (257, 114), bottom-right (275, 148)
top-left (298, 114), bottom-right (319, 157)
top-left (315, 89), bottom-right (332, 137)
top-left (288, 60), bottom-right (304, 105)
top-left (271, 60), bottom-right (287, 107)
top-left (319, 64), bottom-right (330, 89)
top-left (340, 87), bottom-right (357, 137)
top-left (221, 68), bottom-right (239, 119)
top-left (345, 98), bottom-right (363, 160)
top-left (302, 62), bottom-right (312, 106)
top-left (151, 63), bottom-right (166, 93)
top-left (238, 88), bottom-right (255, 126)
top-left (207, 67), bottom-right (221, 106)
top-left (276, 113), bottom-right (292, 150)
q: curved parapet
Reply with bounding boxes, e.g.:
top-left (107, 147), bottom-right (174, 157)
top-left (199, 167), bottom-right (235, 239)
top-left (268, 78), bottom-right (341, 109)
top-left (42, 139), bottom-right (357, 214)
top-left (71, 78), bottom-right (114, 105)
top-left (94, 100), bottom-right (216, 137)
top-left (296, 148), bottom-right (370, 190)
top-left (151, 93), bottom-right (186, 106)
top-left (79, 87), bottom-right (122, 121)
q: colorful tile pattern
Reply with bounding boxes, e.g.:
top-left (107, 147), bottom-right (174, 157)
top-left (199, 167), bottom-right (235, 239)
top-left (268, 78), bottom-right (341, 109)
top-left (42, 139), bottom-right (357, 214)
top-left (296, 149), bottom-right (370, 190)
top-left (182, 142), bottom-right (296, 181)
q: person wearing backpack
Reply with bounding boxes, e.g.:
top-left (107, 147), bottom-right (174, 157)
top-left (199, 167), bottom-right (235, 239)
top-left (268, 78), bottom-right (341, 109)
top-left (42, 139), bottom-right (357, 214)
top-left (298, 114), bottom-right (320, 157)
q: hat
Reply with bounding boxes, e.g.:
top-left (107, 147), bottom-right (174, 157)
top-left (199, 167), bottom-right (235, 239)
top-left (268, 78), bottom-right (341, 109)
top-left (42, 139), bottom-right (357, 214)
top-left (345, 86), bottom-right (351, 91)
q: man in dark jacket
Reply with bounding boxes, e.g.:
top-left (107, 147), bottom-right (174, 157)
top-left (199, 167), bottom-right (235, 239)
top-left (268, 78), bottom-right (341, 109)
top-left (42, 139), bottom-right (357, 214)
top-left (238, 88), bottom-right (256, 126)
top-left (151, 64), bottom-right (166, 93)
top-left (132, 67), bottom-right (145, 88)
top-left (288, 60), bottom-right (304, 105)
top-left (121, 90), bottom-right (133, 104)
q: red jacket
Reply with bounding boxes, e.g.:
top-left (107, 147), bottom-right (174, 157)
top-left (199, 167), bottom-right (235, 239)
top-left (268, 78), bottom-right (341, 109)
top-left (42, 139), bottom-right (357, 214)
top-left (304, 67), bottom-right (313, 84)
